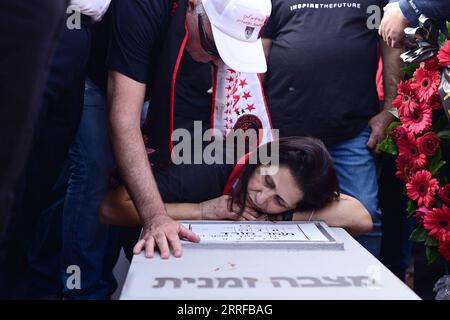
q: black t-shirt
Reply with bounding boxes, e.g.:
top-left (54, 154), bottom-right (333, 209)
top-left (154, 162), bottom-right (234, 203)
top-left (92, 0), bottom-right (212, 129)
top-left (263, 0), bottom-right (387, 145)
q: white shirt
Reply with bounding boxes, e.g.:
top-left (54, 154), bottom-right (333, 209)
top-left (70, 0), bottom-right (111, 22)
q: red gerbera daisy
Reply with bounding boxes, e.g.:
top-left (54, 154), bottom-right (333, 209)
top-left (406, 170), bottom-right (439, 207)
top-left (411, 68), bottom-right (440, 103)
top-left (438, 240), bottom-right (450, 261)
top-left (424, 205), bottom-right (450, 242)
top-left (438, 41), bottom-right (450, 67)
top-left (395, 155), bottom-right (415, 182)
top-left (390, 125), bottom-right (409, 142)
top-left (415, 206), bottom-right (432, 223)
top-left (392, 81), bottom-right (417, 116)
top-left (439, 184), bottom-right (450, 206)
top-left (397, 134), bottom-right (427, 170)
top-left (423, 56), bottom-right (441, 72)
top-left (400, 101), bottom-right (432, 134)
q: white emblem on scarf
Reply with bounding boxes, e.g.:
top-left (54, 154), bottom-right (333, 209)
top-left (213, 62), bottom-right (274, 146)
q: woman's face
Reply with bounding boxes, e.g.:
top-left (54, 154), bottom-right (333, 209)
top-left (246, 165), bottom-right (304, 214)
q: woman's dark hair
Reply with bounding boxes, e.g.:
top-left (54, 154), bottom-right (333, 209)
top-left (231, 136), bottom-right (340, 214)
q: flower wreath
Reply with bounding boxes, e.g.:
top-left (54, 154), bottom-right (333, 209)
top-left (379, 40), bottom-right (450, 264)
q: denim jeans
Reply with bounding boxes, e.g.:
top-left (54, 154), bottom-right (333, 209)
top-left (61, 78), bottom-right (120, 300)
top-left (327, 127), bottom-right (382, 258)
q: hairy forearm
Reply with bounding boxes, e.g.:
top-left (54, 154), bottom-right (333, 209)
top-left (260, 38), bottom-right (273, 84)
top-left (380, 40), bottom-right (404, 109)
top-left (110, 125), bottom-right (166, 222)
top-left (108, 71), bottom-right (167, 225)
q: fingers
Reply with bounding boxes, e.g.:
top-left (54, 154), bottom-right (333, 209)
top-left (133, 239), bottom-right (146, 255)
top-left (367, 131), bottom-right (385, 151)
top-left (240, 211), bottom-right (257, 221)
top-left (366, 132), bottom-right (378, 150)
top-left (179, 226), bottom-right (200, 243)
top-left (167, 231), bottom-right (183, 258)
top-left (257, 214), bottom-right (269, 221)
top-left (154, 233), bottom-right (170, 259)
top-left (144, 237), bottom-right (155, 258)
top-left (133, 236), bottom-right (156, 258)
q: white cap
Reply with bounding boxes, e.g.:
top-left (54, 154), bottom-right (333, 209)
top-left (202, 0), bottom-right (272, 73)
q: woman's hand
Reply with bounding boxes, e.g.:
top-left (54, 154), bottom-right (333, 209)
top-left (199, 195), bottom-right (264, 221)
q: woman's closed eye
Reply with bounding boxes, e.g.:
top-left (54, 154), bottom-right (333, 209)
top-left (265, 175), bottom-right (275, 188)
top-left (276, 195), bottom-right (287, 209)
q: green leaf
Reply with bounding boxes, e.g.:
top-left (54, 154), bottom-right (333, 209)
top-left (407, 199), bottom-right (417, 217)
top-left (426, 245), bottom-right (440, 265)
top-left (439, 33), bottom-right (448, 47)
top-left (387, 121), bottom-right (402, 135)
top-left (410, 226), bottom-right (428, 242)
top-left (438, 130), bottom-right (450, 140)
top-left (378, 137), bottom-right (398, 156)
top-left (378, 121), bottom-right (402, 155)
top-left (425, 235), bottom-right (438, 247)
top-left (402, 63), bottom-right (420, 78)
top-left (427, 149), bottom-right (446, 176)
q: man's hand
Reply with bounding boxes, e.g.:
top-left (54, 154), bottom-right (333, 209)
top-left (367, 110), bottom-right (394, 153)
top-left (133, 215), bottom-right (200, 259)
top-left (379, 2), bottom-right (409, 48)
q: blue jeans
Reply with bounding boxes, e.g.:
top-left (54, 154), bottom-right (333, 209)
top-left (327, 127), bottom-right (382, 258)
top-left (61, 79), bottom-right (119, 299)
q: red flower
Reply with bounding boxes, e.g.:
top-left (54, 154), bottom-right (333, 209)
top-left (411, 68), bottom-right (440, 103)
top-left (415, 206), bottom-right (432, 223)
top-left (438, 184), bottom-right (450, 206)
top-left (406, 170), bottom-right (439, 207)
top-left (438, 240), bottom-right (450, 261)
top-left (438, 41), bottom-right (450, 67)
top-left (395, 155), bottom-right (415, 182)
top-left (424, 205), bottom-right (450, 242)
top-left (399, 101), bottom-right (432, 134)
top-left (417, 131), bottom-right (440, 156)
top-left (429, 93), bottom-right (442, 110)
top-left (392, 81), bottom-right (417, 116)
top-left (423, 56), bottom-right (441, 72)
top-left (390, 125), bottom-right (409, 142)
top-left (397, 134), bottom-right (427, 170)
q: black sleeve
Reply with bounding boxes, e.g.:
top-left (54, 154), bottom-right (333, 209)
top-left (154, 163), bottom-right (234, 203)
top-left (262, 4), bottom-right (277, 39)
top-left (397, 0), bottom-right (450, 26)
top-left (106, 0), bottom-right (170, 84)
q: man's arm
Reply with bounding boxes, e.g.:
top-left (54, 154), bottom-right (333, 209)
top-left (398, 0), bottom-right (450, 25)
top-left (367, 40), bottom-right (403, 151)
top-left (260, 38), bottom-right (273, 84)
top-left (380, 0), bottom-right (450, 48)
top-left (108, 71), bottom-right (199, 259)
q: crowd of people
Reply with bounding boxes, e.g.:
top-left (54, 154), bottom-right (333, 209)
top-left (0, 0), bottom-right (449, 300)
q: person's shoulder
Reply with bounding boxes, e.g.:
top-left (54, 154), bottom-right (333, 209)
top-left (112, 0), bottom-right (171, 18)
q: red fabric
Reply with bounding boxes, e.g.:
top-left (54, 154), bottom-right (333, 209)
top-left (376, 58), bottom-right (384, 102)
top-left (222, 152), bottom-right (252, 195)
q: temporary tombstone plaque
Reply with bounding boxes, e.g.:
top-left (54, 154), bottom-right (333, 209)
top-left (179, 221), bottom-right (343, 250)
top-left (120, 221), bottom-right (419, 300)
